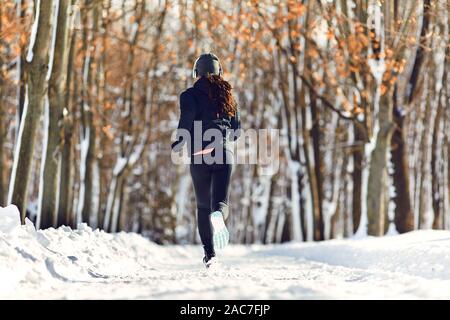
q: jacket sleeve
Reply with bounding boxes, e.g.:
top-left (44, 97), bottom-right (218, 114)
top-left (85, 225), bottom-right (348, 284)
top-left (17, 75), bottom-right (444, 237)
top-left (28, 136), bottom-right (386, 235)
top-left (178, 90), bottom-right (197, 131)
top-left (172, 90), bottom-right (196, 152)
top-left (230, 106), bottom-right (241, 141)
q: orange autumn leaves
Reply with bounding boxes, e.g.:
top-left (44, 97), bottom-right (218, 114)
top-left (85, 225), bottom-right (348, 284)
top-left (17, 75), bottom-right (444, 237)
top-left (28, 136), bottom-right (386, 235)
top-left (0, 2), bottom-right (29, 57)
top-left (380, 58), bottom-right (407, 95)
top-left (328, 22), bottom-right (407, 98)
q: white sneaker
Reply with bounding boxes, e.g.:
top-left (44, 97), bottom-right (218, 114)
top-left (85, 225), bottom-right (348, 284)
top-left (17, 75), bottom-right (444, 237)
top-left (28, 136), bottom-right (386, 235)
top-left (210, 211), bottom-right (229, 250)
top-left (203, 256), bottom-right (219, 269)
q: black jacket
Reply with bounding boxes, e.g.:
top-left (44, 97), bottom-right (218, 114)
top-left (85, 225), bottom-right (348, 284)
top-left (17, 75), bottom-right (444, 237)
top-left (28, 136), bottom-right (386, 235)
top-left (172, 77), bottom-right (241, 155)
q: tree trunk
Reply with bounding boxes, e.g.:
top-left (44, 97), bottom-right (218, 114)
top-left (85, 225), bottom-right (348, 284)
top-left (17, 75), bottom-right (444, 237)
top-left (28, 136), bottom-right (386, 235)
top-left (330, 198), bottom-right (340, 239)
top-left (16, 0), bottom-right (27, 132)
top-left (243, 165), bottom-right (257, 244)
top-left (263, 173), bottom-right (277, 244)
top-left (391, 88), bottom-right (414, 233)
top-left (300, 1), bottom-right (324, 240)
top-left (367, 89), bottom-right (395, 236)
top-left (0, 100), bottom-right (4, 207)
top-left (79, 119), bottom-right (96, 225)
top-left (8, 0), bottom-right (54, 223)
top-left (418, 82), bottom-right (432, 229)
top-left (310, 90), bottom-right (325, 238)
top-left (78, 0), bottom-right (99, 225)
top-left (105, 170), bottom-right (126, 232)
top-left (352, 124), bottom-right (364, 233)
top-left (58, 20), bottom-right (77, 228)
top-left (112, 173), bottom-right (126, 232)
top-left (297, 168), bottom-right (307, 240)
top-left (0, 4), bottom-right (5, 206)
top-left (407, 0), bottom-right (431, 105)
top-left (300, 89), bottom-right (323, 241)
top-left (395, 0), bottom-right (432, 231)
top-left (276, 48), bottom-right (305, 241)
top-left (431, 0), bottom-right (448, 229)
top-left (96, 0), bottom-right (111, 229)
top-left (39, 0), bottom-right (72, 229)
top-left (447, 136), bottom-right (450, 229)
top-left (0, 107), bottom-right (3, 207)
top-left (431, 99), bottom-right (443, 229)
top-left (281, 211), bottom-right (291, 243)
top-left (446, 51), bottom-right (450, 229)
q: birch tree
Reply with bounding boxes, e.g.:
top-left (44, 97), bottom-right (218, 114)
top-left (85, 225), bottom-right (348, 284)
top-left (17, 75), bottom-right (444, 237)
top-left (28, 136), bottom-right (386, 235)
top-left (0, 2), bottom-right (5, 206)
top-left (77, 0), bottom-right (99, 225)
top-left (57, 3), bottom-right (77, 227)
top-left (8, 0), bottom-right (54, 223)
top-left (38, 0), bottom-right (74, 228)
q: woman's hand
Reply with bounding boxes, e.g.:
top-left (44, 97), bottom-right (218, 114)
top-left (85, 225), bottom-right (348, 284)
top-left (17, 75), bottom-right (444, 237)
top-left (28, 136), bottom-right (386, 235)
top-left (171, 138), bottom-right (184, 153)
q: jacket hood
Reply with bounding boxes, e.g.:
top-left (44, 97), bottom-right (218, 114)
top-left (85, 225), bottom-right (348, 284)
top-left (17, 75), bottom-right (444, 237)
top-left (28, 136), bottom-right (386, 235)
top-left (193, 77), bottom-right (210, 95)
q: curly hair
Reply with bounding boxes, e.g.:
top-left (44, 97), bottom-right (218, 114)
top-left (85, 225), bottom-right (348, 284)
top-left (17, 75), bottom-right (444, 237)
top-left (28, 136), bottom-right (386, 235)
top-left (203, 74), bottom-right (237, 118)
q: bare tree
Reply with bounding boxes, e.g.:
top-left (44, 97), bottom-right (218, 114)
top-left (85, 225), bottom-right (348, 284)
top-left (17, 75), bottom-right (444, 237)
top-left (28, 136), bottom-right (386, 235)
top-left (39, 0), bottom-right (74, 228)
top-left (8, 0), bottom-right (54, 223)
top-left (77, 0), bottom-right (99, 225)
top-left (0, 1), bottom-right (5, 206)
top-left (57, 2), bottom-right (77, 227)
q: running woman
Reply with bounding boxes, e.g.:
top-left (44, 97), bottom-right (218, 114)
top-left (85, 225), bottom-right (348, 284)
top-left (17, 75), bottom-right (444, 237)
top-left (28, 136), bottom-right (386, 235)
top-left (171, 53), bottom-right (241, 268)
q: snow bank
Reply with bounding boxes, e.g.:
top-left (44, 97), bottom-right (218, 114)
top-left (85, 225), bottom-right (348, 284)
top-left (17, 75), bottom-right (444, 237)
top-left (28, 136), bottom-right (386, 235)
top-left (2, 205), bottom-right (450, 299)
top-left (0, 205), bottom-right (21, 234)
top-left (0, 205), bottom-right (171, 299)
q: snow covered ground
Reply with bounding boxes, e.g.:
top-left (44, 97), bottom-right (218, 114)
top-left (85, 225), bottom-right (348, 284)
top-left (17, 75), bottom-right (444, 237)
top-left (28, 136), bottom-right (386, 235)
top-left (2, 205), bottom-right (450, 299)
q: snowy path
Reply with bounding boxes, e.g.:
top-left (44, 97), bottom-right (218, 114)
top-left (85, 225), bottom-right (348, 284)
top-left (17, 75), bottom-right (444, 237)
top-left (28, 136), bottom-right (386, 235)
top-left (2, 206), bottom-right (450, 299)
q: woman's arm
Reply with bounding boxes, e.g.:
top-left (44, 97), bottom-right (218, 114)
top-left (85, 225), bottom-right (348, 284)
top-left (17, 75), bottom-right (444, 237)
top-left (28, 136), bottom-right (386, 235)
top-left (171, 90), bottom-right (196, 152)
top-left (230, 106), bottom-right (241, 141)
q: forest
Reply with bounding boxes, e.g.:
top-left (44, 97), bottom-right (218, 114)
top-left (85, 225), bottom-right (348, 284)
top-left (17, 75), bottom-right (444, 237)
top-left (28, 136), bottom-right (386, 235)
top-left (0, 0), bottom-right (448, 245)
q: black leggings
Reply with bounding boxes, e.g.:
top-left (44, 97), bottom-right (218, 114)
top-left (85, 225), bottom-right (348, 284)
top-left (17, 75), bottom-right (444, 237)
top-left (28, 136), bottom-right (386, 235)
top-left (190, 159), bottom-right (233, 257)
